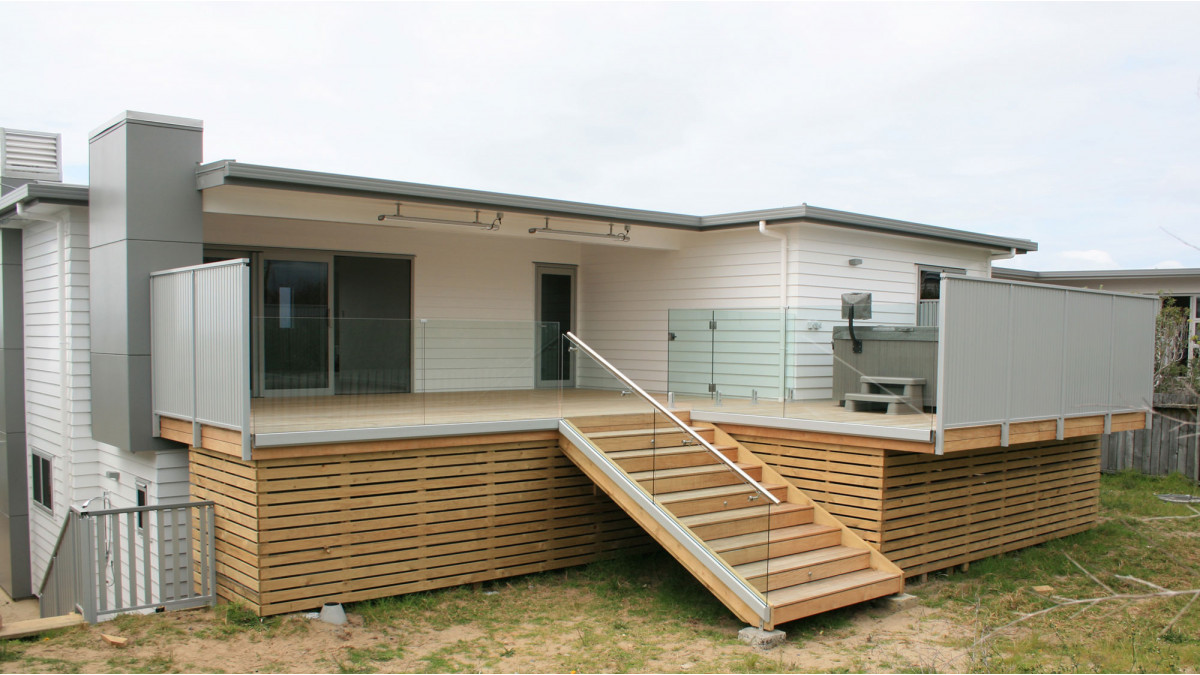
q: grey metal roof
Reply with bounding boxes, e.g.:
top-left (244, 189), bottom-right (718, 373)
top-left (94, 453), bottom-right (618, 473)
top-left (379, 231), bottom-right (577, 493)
top-left (0, 182), bottom-right (90, 221)
top-left (196, 160), bottom-right (1038, 253)
top-left (993, 267), bottom-right (1200, 281)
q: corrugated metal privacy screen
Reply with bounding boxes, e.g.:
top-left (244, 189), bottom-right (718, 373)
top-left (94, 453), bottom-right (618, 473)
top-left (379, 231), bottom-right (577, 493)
top-left (151, 260), bottom-right (250, 436)
top-left (938, 276), bottom-right (1156, 430)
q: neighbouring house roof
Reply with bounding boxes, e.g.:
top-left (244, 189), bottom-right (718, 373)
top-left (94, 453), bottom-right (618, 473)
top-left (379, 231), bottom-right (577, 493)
top-left (0, 182), bottom-right (89, 222)
top-left (196, 160), bottom-right (1038, 253)
top-left (993, 267), bottom-right (1200, 281)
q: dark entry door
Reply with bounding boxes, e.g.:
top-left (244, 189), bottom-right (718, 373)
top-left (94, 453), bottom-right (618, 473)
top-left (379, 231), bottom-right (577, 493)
top-left (334, 256), bottom-right (413, 394)
top-left (536, 264), bottom-right (576, 387)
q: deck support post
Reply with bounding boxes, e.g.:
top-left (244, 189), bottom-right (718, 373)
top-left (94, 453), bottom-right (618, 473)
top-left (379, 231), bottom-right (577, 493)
top-left (1103, 413), bottom-right (1112, 435)
top-left (1055, 417), bottom-right (1064, 441)
top-left (999, 422), bottom-right (1009, 447)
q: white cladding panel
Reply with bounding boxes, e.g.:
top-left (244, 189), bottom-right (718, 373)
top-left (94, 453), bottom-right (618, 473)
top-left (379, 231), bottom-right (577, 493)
top-left (583, 225), bottom-right (992, 395)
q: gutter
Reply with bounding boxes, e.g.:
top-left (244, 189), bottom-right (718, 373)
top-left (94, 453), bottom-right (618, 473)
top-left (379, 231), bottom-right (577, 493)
top-left (0, 184), bottom-right (90, 224)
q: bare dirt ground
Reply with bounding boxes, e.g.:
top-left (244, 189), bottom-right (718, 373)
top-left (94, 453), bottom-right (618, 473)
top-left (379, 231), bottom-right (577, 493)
top-left (0, 590), bottom-right (970, 674)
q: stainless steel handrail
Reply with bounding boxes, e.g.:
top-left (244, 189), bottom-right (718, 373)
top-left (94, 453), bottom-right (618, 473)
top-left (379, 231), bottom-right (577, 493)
top-left (565, 331), bottom-right (781, 505)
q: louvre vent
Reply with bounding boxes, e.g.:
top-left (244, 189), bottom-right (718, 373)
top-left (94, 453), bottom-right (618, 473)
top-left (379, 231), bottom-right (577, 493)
top-left (0, 128), bottom-right (62, 183)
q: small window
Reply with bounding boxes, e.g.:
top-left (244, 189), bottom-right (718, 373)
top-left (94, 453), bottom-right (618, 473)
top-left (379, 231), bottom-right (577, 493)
top-left (31, 453), bottom-right (52, 512)
top-left (917, 265), bottom-right (967, 301)
top-left (136, 481), bottom-right (149, 530)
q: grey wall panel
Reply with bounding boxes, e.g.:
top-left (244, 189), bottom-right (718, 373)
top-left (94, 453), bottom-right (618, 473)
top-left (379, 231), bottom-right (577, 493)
top-left (86, 122), bottom-right (129, 250)
top-left (124, 128), bottom-right (204, 245)
top-left (90, 112), bottom-right (203, 453)
top-left (939, 279), bottom-right (1013, 426)
top-left (1, 432), bottom-right (25, 516)
top-left (1008, 284), bottom-right (1067, 420)
top-left (130, 240), bottom-right (204, 357)
top-left (0, 257), bottom-right (22, 350)
top-left (150, 272), bottom-right (194, 419)
top-left (0, 346), bottom-right (24, 433)
top-left (193, 263), bottom-right (248, 429)
top-left (1063, 292), bottom-right (1114, 416)
top-left (939, 277), bottom-right (1156, 431)
top-left (94, 353), bottom-right (179, 452)
top-left (0, 228), bottom-right (28, 598)
top-left (1110, 295), bottom-right (1155, 411)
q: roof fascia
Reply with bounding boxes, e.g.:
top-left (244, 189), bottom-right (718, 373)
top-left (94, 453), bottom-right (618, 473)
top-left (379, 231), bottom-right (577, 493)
top-left (196, 160), bottom-right (1038, 252)
top-left (994, 267), bottom-right (1200, 281)
top-left (0, 183), bottom-right (89, 222)
top-left (197, 161), bottom-right (702, 230)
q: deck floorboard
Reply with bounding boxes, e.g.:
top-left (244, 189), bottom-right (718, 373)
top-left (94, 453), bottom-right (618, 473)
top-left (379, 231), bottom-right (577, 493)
top-left (248, 389), bottom-right (935, 435)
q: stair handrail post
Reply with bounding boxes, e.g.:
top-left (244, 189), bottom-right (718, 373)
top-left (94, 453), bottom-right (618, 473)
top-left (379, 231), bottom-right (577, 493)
top-left (564, 331), bottom-right (781, 505)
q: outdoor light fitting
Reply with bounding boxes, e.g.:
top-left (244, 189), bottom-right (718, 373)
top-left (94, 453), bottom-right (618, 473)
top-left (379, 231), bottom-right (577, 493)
top-left (527, 218), bottom-right (631, 242)
top-left (377, 203), bottom-right (501, 231)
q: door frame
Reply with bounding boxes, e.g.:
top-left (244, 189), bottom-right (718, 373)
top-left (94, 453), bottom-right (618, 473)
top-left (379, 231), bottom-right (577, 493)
top-left (332, 253), bottom-right (416, 395)
top-left (534, 263), bottom-right (578, 389)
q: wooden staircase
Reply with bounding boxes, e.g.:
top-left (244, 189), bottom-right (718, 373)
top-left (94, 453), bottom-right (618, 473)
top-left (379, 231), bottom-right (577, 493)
top-left (559, 412), bottom-right (904, 629)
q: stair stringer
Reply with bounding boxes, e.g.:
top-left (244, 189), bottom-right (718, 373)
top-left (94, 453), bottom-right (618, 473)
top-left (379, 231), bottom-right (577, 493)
top-left (557, 420), bottom-right (771, 628)
top-left (708, 424), bottom-right (905, 582)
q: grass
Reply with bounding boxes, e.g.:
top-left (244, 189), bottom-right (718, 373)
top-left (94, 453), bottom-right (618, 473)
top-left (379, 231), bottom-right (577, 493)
top-left (2, 471), bottom-right (1195, 673)
top-left (915, 470), bottom-right (1200, 673)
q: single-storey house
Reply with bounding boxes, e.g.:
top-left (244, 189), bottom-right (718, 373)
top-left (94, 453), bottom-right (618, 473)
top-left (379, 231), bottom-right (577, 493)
top-left (0, 113), bottom-right (1155, 629)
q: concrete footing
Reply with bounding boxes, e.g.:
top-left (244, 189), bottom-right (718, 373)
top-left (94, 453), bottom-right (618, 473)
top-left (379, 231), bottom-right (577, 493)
top-left (738, 626), bottom-right (786, 649)
top-left (881, 593), bottom-right (919, 611)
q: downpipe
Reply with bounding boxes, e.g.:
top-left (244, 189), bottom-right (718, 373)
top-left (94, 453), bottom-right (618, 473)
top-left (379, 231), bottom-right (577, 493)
top-left (758, 221), bottom-right (790, 400)
top-left (757, 220), bottom-right (788, 308)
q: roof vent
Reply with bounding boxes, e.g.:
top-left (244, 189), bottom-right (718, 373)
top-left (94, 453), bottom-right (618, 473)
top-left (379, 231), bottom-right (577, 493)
top-left (0, 128), bottom-right (62, 193)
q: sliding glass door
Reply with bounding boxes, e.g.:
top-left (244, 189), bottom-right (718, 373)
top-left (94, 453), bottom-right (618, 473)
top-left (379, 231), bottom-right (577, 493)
top-left (256, 251), bottom-right (413, 397)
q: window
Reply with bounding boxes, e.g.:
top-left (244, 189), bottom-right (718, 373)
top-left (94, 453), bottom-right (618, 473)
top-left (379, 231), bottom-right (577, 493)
top-left (917, 265), bottom-right (967, 301)
top-left (136, 481), bottom-right (149, 529)
top-left (31, 453), bottom-right (52, 512)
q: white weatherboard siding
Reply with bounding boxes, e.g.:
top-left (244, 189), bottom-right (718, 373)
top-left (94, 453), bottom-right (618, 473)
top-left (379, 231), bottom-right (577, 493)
top-left (204, 216), bottom-right (587, 392)
top-left (23, 212), bottom-right (101, 585)
top-left (580, 229), bottom-right (780, 393)
top-left (581, 225), bottom-right (995, 399)
top-left (786, 224), bottom-right (992, 399)
top-left (23, 208), bottom-right (192, 601)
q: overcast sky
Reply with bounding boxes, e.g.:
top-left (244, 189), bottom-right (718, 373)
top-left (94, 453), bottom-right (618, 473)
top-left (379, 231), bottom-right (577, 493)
top-left (2, 1), bottom-right (1198, 270)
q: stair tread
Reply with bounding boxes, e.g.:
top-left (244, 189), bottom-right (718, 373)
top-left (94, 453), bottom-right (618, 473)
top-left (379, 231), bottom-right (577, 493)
top-left (656, 483), bottom-right (787, 504)
top-left (707, 523), bottom-right (839, 552)
top-left (678, 503), bottom-right (809, 527)
top-left (628, 462), bottom-right (755, 480)
top-left (587, 426), bottom-right (712, 439)
top-left (766, 569), bottom-right (900, 607)
top-left (735, 545), bottom-right (865, 578)
top-left (607, 444), bottom-right (735, 459)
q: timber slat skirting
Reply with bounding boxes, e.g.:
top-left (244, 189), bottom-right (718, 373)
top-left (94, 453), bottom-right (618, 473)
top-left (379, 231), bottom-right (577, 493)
top-left (191, 434), bottom-right (652, 616)
top-left (729, 428), bottom-right (1102, 578)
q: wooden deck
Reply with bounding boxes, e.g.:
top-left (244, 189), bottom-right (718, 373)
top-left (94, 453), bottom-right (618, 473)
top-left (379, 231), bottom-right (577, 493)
top-left (731, 426), bottom-right (1104, 577)
top-left (248, 388), bottom-right (935, 435)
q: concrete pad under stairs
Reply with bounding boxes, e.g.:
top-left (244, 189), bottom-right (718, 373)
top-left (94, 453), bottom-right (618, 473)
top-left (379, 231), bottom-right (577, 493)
top-left (560, 412), bottom-right (904, 630)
